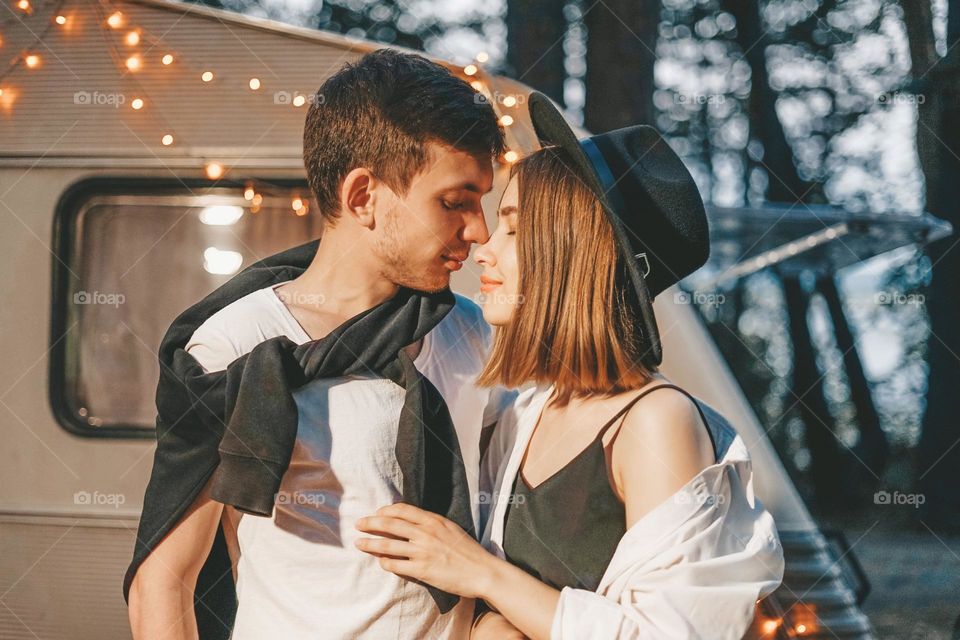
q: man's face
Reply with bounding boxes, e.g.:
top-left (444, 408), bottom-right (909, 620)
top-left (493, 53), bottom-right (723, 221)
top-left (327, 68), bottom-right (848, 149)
top-left (371, 143), bottom-right (494, 292)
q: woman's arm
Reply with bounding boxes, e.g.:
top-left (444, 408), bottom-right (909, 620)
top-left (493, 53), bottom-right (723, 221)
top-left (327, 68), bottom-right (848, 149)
top-left (355, 503), bottom-right (559, 640)
top-left (355, 389), bottom-right (731, 640)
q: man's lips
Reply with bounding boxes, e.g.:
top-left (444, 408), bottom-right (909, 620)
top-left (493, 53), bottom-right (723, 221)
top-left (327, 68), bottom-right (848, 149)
top-left (442, 254), bottom-right (467, 271)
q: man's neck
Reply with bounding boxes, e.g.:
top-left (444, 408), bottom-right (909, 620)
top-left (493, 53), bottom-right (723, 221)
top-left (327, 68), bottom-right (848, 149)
top-left (273, 235), bottom-right (425, 360)
top-left (290, 234), bottom-right (399, 320)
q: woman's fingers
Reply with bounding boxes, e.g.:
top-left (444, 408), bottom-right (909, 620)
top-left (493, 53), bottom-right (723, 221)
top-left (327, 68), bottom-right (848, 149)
top-left (354, 536), bottom-right (414, 559)
top-left (375, 502), bottom-right (439, 525)
top-left (355, 515), bottom-right (421, 541)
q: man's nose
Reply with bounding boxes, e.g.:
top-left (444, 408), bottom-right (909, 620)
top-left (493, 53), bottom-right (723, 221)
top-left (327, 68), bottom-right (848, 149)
top-left (462, 210), bottom-right (490, 245)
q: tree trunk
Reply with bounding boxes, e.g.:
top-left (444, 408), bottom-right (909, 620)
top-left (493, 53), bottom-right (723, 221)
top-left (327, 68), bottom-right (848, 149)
top-left (902, 0), bottom-right (960, 530)
top-left (505, 0), bottom-right (568, 106)
top-left (583, 0), bottom-right (657, 131)
top-left (724, 0), bottom-right (812, 202)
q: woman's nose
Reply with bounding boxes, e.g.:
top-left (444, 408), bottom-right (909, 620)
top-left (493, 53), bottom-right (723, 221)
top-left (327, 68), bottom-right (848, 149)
top-left (474, 241), bottom-right (495, 267)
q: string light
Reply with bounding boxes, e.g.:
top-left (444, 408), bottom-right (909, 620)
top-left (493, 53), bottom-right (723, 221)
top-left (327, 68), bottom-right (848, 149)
top-left (0, 86), bottom-right (17, 111)
top-left (204, 162), bottom-right (224, 180)
top-left (3, 5), bottom-right (512, 204)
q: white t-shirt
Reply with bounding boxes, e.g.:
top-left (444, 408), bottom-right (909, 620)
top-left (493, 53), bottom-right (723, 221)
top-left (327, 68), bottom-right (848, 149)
top-left (186, 283), bottom-right (515, 640)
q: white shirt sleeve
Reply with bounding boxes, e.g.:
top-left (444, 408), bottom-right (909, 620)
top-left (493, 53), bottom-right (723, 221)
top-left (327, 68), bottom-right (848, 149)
top-left (184, 323), bottom-right (242, 374)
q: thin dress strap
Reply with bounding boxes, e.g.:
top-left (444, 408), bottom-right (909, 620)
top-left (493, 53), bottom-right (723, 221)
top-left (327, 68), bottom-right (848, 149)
top-left (596, 383), bottom-right (717, 458)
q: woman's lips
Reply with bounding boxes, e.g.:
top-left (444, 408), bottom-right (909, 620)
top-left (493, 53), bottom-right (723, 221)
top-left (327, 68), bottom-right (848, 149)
top-left (480, 276), bottom-right (502, 293)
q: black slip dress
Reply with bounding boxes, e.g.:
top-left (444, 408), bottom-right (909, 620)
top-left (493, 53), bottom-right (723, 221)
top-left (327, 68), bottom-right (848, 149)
top-left (502, 383), bottom-right (717, 592)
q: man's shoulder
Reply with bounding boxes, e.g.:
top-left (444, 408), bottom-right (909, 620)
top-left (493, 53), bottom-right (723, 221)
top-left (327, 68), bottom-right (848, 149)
top-left (447, 292), bottom-right (489, 334)
top-left (185, 287), bottom-right (288, 371)
top-left (432, 292), bottom-right (492, 352)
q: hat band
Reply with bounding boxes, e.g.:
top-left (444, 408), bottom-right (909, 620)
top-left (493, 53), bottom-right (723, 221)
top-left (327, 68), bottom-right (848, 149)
top-left (580, 137), bottom-right (649, 278)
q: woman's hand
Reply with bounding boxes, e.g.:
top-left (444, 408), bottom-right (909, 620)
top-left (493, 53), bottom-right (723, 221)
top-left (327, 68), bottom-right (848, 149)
top-left (354, 502), bottom-right (498, 599)
top-left (472, 610), bottom-right (526, 640)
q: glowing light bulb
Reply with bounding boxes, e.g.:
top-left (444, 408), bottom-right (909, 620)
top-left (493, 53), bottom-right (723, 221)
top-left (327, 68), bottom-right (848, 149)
top-left (499, 115), bottom-right (514, 126)
top-left (161, 134), bottom-right (174, 146)
top-left (125, 31), bottom-right (140, 46)
top-left (249, 78), bottom-right (261, 90)
top-left (503, 95), bottom-right (517, 107)
top-left (24, 54), bottom-right (41, 69)
top-left (201, 71), bottom-right (214, 82)
top-left (55, 15), bottom-right (67, 25)
top-left (476, 52), bottom-right (488, 63)
top-left (244, 187), bottom-right (255, 200)
top-left (204, 162), bottom-right (224, 180)
top-left (131, 98), bottom-right (144, 110)
top-left (16, 0), bottom-right (31, 13)
top-left (161, 54), bottom-right (174, 65)
top-left (107, 11), bottom-right (123, 28)
top-left (125, 55), bottom-right (141, 71)
top-left (293, 95), bottom-right (306, 107)
top-left (463, 64), bottom-right (477, 76)
top-left (504, 150), bottom-right (519, 163)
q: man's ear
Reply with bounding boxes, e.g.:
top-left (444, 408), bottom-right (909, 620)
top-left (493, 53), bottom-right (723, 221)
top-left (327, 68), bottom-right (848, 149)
top-left (340, 167), bottom-right (378, 229)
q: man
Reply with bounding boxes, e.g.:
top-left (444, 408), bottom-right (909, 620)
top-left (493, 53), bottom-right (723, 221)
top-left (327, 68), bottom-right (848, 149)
top-left (126, 49), bottom-right (514, 639)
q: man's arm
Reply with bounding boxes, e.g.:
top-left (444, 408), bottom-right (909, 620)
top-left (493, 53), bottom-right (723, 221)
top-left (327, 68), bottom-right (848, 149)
top-left (128, 476), bottom-right (223, 640)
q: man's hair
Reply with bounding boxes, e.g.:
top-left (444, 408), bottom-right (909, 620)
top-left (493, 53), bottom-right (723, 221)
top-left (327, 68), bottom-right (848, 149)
top-left (303, 49), bottom-right (505, 223)
top-left (476, 146), bottom-right (656, 405)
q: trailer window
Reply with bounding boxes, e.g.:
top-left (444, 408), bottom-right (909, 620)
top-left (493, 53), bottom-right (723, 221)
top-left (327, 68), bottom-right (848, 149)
top-left (51, 179), bottom-right (320, 437)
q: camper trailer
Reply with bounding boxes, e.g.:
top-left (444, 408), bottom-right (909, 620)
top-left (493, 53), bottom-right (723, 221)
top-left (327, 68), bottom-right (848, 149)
top-left (5, 0), bottom-right (945, 637)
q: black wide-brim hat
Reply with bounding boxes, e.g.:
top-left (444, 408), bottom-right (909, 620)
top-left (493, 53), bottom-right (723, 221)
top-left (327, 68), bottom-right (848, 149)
top-left (526, 91), bottom-right (710, 367)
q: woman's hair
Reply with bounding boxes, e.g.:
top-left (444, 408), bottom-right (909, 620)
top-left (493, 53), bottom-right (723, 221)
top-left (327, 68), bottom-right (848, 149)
top-left (476, 146), bottom-right (656, 405)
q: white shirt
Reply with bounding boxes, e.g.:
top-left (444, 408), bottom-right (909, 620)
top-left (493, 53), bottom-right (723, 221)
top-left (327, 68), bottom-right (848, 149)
top-left (186, 283), bottom-right (515, 640)
top-left (481, 385), bottom-right (785, 640)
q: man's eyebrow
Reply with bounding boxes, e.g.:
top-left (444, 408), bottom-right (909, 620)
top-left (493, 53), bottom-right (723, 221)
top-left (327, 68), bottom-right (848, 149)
top-left (498, 205), bottom-right (518, 218)
top-left (441, 182), bottom-right (491, 194)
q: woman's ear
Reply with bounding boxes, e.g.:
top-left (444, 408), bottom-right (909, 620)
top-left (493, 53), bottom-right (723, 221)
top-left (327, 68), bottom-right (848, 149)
top-left (340, 167), bottom-right (378, 229)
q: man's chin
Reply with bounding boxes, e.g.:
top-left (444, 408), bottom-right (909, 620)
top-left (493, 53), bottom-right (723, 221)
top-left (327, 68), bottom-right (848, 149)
top-left (391, 271), bottom-right (451, 294)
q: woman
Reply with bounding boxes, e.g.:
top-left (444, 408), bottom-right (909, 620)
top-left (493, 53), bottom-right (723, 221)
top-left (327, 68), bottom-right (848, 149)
top-left (355, 92), bottom-right (784, 639)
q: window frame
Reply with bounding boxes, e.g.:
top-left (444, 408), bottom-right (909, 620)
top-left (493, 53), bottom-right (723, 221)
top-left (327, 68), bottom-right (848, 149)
top-left (48, 176), bottom-right (309, 439)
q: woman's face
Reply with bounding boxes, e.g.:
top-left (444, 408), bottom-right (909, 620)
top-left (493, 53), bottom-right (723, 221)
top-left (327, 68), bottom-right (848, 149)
top-left (474, 175), bottom-right (520, 326)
